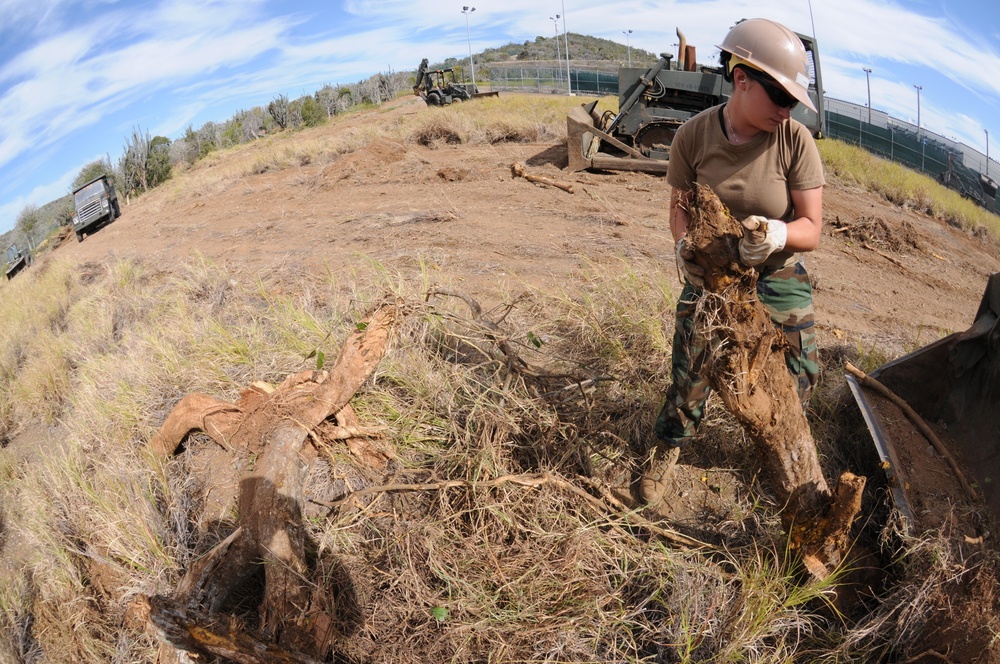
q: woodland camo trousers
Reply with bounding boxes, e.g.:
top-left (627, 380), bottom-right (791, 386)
top-left (654, 260), bottom-right (819, 444)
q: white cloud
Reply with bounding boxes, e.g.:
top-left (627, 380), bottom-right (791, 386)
top-left (1, 0), bottom-right (998, 234)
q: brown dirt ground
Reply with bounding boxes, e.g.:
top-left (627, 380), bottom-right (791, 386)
top-left (53, 94), bottom-right (999, 513)
top-left (55, 97), bottom-right (996, 357)
top-left (24, 95), bottom-right (1000, 660)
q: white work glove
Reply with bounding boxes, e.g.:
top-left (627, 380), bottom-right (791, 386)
top-left (675, 237), bottom-right (705, 288)
top-left (739, 215), bottom-right (787, 267)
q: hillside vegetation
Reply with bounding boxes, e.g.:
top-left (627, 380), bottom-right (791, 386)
top-left (1, 33), bottom-right (654, 259)
top-left (0, 94), bottom-right (997, 662)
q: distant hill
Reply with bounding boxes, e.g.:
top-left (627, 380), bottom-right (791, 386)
top-left (427, 33), bottom-right (661, 73)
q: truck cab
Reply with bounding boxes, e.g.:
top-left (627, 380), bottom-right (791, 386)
top-left (72, 175), bottom-right (121, 241)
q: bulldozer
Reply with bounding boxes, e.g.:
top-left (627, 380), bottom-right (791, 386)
top-left (414, 60), bottom-right (472, 106)
top-left (413, 58), bottom-right (499, 106)
top-left (4, 242), bottom-right (31, 281)
top-left (566, 26), bottom-right (824, 173)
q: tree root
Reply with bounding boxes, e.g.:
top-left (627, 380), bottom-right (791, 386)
top-left (684, 184), bottom-right (865, 579)
top-left (146, 304), bottom-right (399, 662)
top-left (316, 471), bottom-right (709, 549)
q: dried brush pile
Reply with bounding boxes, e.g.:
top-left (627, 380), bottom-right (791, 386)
top-left (1, 255), bottom-right (997, 662)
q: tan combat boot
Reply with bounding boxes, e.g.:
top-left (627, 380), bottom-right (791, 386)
top-left (640, 442), bottom-right (681, 505)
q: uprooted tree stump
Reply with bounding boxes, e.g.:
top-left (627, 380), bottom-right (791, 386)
top-left (143, 304), bottom-right (399, 663)
top-left (683, 184), bottom-right (865, 578)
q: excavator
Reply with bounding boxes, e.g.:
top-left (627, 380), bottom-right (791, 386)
top-left (566, 26), bottom-right (824, 173)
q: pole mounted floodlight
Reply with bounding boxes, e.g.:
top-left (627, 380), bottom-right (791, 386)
top-left (863, 67), bottom-right (872, 124)
top-left (550, 15), bottom-right (561, 65)
top-left (914, 84), bottom-right (922, 139)
top-left (462, 6), bottom-right (476, 90)
top-left (623, 29), bottom-right (633, 67)
top-left (561, 0), bottom-right (570, 94)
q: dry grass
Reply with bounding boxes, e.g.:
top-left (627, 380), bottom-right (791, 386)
top-left (1, 248), bottom-right (984, 662)
top-left (819, 138), bottom-right (1000, 240)
top-left (0, 94), bottom-right (996, 662)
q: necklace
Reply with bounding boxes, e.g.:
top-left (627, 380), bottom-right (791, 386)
top-left (725, 104), bottom-right (741, 145)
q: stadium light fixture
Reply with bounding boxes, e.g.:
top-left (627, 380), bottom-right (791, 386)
top-left (462, 6), bottom-right (476, 89)
top-left (863, 67), bottom-right (872, 124)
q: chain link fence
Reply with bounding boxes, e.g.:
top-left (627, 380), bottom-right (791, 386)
top-left (485, 63), bottom-right (998, 215)
top-left (482, 60), bottom-right (637, 96)
top-left (824, 97), bottom-right (998, 213)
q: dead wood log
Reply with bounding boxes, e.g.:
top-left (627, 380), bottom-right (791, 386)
top-left (684, 184), bottom-right (864, 576)
top-left (144, 595), bottom-right (324, 664)
top-left (147, 304), bottom-right (399, 661)
top-left (511, 162), bottom-right (575, 193)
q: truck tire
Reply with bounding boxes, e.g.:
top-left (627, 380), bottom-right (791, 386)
top-left (76, 231), bottom-right (84, 242)
top-left (112, 200), bottom-right (121, 218)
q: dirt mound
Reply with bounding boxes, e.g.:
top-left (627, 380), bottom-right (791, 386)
top-left (830, 214), bottom-right (923, 252)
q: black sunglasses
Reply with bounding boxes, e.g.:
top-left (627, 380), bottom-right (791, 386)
top-left (741, 67), bottom-right (799, 109)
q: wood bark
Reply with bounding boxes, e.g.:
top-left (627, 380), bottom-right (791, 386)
top-left (684, 184), bottom-right (864, 576)
top-left (146, 305), bottom-right (398, 662)
top-left (511, 162), bottom-right (575, 193)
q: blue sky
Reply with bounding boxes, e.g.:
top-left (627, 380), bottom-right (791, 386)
top-left (1, 0), bottom-right (998, 234)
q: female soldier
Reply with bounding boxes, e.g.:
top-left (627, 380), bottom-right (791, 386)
top-left (642, 18), bottom-right (825, 504)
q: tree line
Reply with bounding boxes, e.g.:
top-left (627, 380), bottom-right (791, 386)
top-left (4, 69), bottom-right (412, 257)
top-left (5, 31), bottom-right (652, 257)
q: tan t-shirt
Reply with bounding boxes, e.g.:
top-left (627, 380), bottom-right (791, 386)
top-left (667, 104), bottom-right (825, 267)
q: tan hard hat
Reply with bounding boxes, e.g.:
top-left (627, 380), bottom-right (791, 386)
top-left (716, 18), bottom-right (816, 112)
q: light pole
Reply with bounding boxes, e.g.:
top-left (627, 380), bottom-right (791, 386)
top-left (913, 84), bottom-right (922, 139)
top-left (462, 6), bottom-right (476, 90)
top-left (863, 67), bottom-right (872, 124)
top-left (550, 15), bottom-right (561, 65)
top-left (561, 0), bottom-right (570, 95)
top-left (623, 29), bottom-right (632, 67)
top-left (987, 129), bottom-right (990, 177)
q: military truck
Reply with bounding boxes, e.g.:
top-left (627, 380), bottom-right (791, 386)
top-left (72, 175), bottom-right (121, 241)
top-left (4, 243), bottom-right (31, 280)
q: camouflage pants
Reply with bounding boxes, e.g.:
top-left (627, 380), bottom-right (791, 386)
top-left (654, 260), bottom-right (819, 444)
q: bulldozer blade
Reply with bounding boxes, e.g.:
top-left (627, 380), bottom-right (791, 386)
top-left (472, 91), bottom-right (500, 99)
top-left (567, 102), bottom-right (601, 173)
top-left (566, 101), bottom-right (669, 174)
top-left (848, 272), bottom-right (1000, 532)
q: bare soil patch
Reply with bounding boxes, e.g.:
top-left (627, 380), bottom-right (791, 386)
top-left (47, 97), bottom-right (995, 362)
